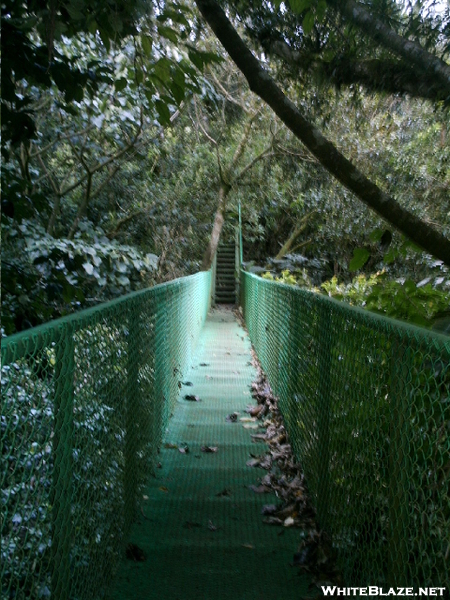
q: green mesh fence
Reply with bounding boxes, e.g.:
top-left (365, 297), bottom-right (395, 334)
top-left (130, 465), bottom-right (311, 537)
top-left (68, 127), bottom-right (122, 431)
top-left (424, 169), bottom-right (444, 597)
top-left (241, 270), bottom-right (450, 588)
top-left (1, 271), bottom-right (212, 600)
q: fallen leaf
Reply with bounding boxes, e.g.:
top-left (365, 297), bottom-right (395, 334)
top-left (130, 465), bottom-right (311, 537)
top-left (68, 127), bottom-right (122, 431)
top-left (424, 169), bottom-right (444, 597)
top-left (248, 484), bottom-right (271, 494)
top-left (284, 516), bottom-right (295, 527)
top-left (179, 446), bottom-right (189, 454)
top-left (262, 516), bottom-right (283, 525)
top-left (208, 520), bottom-right (218, 531)
top-left (241, 543), bottom-right (254, 549)
top-left (201, 446), bottom-right (218, 453)
top-left (261, 474), bottom-right (272, 486)
top-left (243, 424), bottom-right (259, 429)
top-left (248, 405), bottom-right (264, 417)
top-left (259, 455), bottom-right (272, 470)
top-left (293, 545), bottom-right (315, 566)
top-left (182, 521), bottom-right (201, 529)
top-left (261, 504), bottom-right (278, 515)
top-left (184, 394), bottom-right (201, 402)
top-left (142, 495), bottom-right (149, 500)
top-left (158, 486), bottom-right (169, 493)
top-left (240, 417), bottom-right (256, 422)
top-left (275, 503), bottom-right (298, 519)
top-left (246, 458), bottom-right (260, 467)
top-left (226, 412), bottom-right (239, 422)
top-left (164, 443), bottom-right (178, 449)
top-left (126, 543), bottom-right (145, 562)
top-left (216, 488), bottom-right (232, 497)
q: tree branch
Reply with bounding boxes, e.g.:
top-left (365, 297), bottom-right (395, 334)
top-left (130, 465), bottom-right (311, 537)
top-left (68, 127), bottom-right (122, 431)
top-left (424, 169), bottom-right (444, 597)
top-left (270, 39), bottom-right (445, 101)
top-left (328, 0), bottom-right (450, 97)
top-left (234, 147), bottom-right (274, 183)
top-left (68, 171), bottom-right (93, 239)
top-left (228, 108), bottom-right (260, 174)
top-left (107, 208), bottom-right (151, 238)
top-left (194, 0), bottom-right (450, 265)
top-left (275, 211), bottom-right (317, 259)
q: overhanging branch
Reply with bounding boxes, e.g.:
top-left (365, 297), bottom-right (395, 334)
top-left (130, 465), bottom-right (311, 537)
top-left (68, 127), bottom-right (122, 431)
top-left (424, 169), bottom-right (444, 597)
top-left (329, 0), bottom-right (450, 98)
top-left (270, 39), bottom-right (445, 102)
top-left (194, 0), bottom-right (450, 265)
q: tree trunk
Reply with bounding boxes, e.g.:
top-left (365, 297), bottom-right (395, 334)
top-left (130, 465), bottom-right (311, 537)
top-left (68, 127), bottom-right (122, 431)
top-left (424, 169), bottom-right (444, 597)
top-left (201, 183), bottom-right (230, 270)
top-left (68, 171), bottom-right (92, 240)
top-left (47, 195), bottom-right (62, 236)
top-left (200, 109), bottom-right (263, 270)
top-left (194, 0), bottom-right (450, 266)
top-left (275, 211), bottom-right (316, 259)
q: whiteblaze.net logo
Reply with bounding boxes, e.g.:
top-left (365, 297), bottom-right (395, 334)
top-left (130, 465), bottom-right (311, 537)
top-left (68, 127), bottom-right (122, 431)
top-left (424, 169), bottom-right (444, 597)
top-left (321, 587), bottom-right (447, 597)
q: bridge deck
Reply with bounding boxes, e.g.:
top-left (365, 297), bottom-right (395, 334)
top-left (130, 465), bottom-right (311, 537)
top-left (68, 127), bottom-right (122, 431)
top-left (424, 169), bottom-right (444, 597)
top-left (111, 306), bottom-right (310, 600)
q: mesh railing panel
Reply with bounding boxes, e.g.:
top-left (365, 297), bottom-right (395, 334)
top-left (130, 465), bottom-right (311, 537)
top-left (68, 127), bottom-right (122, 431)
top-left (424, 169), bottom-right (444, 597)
top-left (1, 271), bottom-right (211, 600)
top-left (241, 271), bottom-right (450, 587)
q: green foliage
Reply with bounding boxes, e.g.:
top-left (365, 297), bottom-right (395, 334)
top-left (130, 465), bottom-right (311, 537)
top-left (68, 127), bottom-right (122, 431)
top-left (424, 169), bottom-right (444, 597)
top-left (321, 273), bottom-right (450, 329)
top-left (1, 0), bottom-right (221, 151)
top-left (262, 268), bottom-right (312, 287)
top-left (260, 269), bottom-right (449, 329)
top-left (349, 247), bottom-right (370, 271)
top-left (2, 219), bottom-right (158, 334)
top-left (365, 279), bottom-right (450, 329)
top-left (321, 273), bottom-right (380, 305)
top-left (2, 329), bottom-right (130, 598)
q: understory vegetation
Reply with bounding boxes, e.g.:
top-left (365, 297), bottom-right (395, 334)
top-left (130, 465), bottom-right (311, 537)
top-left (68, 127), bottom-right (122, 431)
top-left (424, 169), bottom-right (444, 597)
top-left (2, 0), bottom-right (450, 334)
top-left (2, 0), bottom-right (449, 596)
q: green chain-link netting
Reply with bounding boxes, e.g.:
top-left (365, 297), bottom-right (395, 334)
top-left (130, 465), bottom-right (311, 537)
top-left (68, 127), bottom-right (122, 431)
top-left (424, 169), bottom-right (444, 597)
top-left (1, 271), bottom-right (212, 600)
top-left (241, 270), bottom-right (450, 588)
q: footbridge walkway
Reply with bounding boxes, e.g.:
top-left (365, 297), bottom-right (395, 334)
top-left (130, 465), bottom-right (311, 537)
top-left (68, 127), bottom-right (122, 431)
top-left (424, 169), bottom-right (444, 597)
top-left (2, 264), bottom-right (449, 599)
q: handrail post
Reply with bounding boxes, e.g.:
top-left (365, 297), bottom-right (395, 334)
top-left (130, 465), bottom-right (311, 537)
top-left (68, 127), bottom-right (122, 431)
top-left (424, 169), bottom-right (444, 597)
top-left (388, 336), bottom-right (410, 586)
top-left (124, 304), bottom-right (140, 532)
top-left (238, 202), bottom-right (243, 266)
top-left (211, 251), bottom-right (217, 308)
top-left (51, 326), bottom-right (74, 599)
top-left (316, 302), bottom-right (332, 533)
top-left (235, 226), bottom-right (240, 304)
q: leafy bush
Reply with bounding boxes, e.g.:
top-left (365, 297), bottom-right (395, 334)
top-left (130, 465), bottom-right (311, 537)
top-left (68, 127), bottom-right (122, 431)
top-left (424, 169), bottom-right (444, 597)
top-left (2, 219), bottom-right (158, 334)
top-left (321, 273), bottom-right (450, 329)
top-left (261, 268), bottom-right (312, 287)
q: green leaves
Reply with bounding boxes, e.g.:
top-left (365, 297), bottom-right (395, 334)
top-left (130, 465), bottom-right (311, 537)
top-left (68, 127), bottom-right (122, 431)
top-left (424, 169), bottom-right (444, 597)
top-left (287, 0), bottom-right (327, 31)
top-left (302, 11), bottom-right (315, 34)
top-left (321, 271), bottom-right (450, 328)
top-left (141, 35), bottom-right (153, 56)
top-left (155, 99), bottom-right (171, 125)
top-left (289, 0), bottom-right (313, 13)
top-left (188, 48), bottom-right (224, 72)
top-left (115, 77), bottom-right (128, 92)
top-left (2, 219), bottom-right (159, 333)
top-left (365, 279), bottom-right (450, 328)
top-left (349, 247), bottom-right (370, 271)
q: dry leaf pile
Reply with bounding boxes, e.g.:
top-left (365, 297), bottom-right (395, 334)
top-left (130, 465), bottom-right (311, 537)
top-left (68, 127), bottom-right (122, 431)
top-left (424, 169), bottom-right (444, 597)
top-left (244, 341), bottom-right (341, 588)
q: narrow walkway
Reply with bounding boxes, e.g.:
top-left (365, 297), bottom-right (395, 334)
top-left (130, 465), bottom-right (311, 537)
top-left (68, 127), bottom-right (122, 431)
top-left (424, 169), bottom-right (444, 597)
top-left (111, 307), bottom-right (310, 600)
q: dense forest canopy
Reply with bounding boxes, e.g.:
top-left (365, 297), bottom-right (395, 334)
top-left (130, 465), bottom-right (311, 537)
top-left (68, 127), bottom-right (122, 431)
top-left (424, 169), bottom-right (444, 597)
top-left (2, 0), bottom-right (449, 333)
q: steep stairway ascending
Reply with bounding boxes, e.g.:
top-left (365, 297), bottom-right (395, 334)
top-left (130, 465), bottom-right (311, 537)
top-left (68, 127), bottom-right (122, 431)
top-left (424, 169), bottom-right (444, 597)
top-left (215, 242), bottom-right (236, 304)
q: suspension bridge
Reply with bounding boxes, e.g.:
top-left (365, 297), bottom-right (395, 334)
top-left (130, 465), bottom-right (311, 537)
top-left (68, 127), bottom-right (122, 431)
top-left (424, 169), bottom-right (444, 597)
top-left (2, 229), bottom-right (449, 599)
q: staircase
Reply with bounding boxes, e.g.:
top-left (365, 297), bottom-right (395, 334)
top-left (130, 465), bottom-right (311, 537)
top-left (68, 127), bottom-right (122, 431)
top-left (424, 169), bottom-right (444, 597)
top-left (215, 242), bottom-right (236, 304)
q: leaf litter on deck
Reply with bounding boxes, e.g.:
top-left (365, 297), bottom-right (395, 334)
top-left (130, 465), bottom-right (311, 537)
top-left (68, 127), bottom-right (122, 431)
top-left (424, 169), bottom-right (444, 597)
top-left (236, 310), bottom-right (342, 589)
